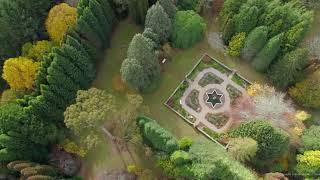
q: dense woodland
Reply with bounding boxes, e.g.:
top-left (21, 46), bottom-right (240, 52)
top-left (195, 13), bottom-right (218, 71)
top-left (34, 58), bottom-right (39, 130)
top-left (0, 0), bottom-right (319, 179)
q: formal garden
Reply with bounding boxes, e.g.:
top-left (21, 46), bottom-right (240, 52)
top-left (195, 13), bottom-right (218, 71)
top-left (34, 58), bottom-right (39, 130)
top-left (0, 0), bottom-right (320, 179)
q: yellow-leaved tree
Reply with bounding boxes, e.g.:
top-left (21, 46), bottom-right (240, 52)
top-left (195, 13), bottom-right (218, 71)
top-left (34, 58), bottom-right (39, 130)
top-left (45, 3), bottom-right (77, 42)
top-left (2, 57), bottom-right (40, 90)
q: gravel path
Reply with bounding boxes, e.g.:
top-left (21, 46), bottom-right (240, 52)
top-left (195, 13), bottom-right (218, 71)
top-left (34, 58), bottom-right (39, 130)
top-left (180, 68), bottom-right (246, 133)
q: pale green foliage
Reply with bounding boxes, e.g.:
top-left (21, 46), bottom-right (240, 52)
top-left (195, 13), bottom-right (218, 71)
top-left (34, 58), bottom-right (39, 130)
top-left (159, 0), bottom-right (177, 19)
top-left (145, 3), bottom-right (172, 43)
top-left (227, 32), bottom-right (246, 57)
top-left (228, 137), bottom-right (258, 162)
top-left (300, 126), bottom-right (320, 152)
top-left (170, 150), bottom-right (191, 165)
top-left (64, 88), bottom-right (115, 150)
top-left (188, 140), bottom-right (256, 180)
top-left (178, 137), bottom-right (193, 150)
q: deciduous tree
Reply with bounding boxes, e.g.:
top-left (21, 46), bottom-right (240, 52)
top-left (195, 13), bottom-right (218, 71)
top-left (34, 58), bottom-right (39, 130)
top-left (171, 10), bottom-right (206, 49)
top-left (46, 3), bottom-right (77, 42)
top-left (64, 88), bottom-right (116, 151)
top-left (22, 41), bottom-right (57, 62)
top-left (2, 57), bottom-right (39, 90)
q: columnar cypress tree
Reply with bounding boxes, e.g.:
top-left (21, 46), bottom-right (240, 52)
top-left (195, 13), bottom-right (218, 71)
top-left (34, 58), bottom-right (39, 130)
top-left (145, 3), bottom-right (172, 43)
top-left (159, 0), bottom-right (177, 19)
top-left (233, 5), bottom-right (259, 34)
top-left (252, 34), bottom-right (282, 72)
top-left (269, 48), bottom-right (309, 89)
top-left (128, 0), bottom-right (149, 25)
top-left (241, 26), bottom-right (269, 61)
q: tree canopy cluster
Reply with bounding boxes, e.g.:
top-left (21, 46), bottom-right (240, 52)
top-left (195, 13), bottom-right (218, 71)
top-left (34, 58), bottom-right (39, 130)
top-left (0, 0), bottom-right (54, 90)
top-left (137, 116), bottom-right (256, 179)
top-left (220, 0), bottom-right (313, 88)
top-left (0, 0), bottom-right (116, 164)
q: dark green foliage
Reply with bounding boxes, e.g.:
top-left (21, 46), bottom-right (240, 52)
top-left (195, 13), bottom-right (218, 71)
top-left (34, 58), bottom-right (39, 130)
top-left (233, 4), bottom-right (259, 34)
top-left (76, 0), bottom-right (115, 49)
top-left (128, 0), bottom-right (149, 24)
top-left (300, 126), bottom-right (320, 152)
top-left (241, 26), bottom-right (268, 60)
top-left (252, 34), bottom-right (282, 72)
top-left (159, 0), bottom-right (177, 19)
top-left (187, 140), bottom-right (256, 180)
top-left (282, 17), bottom-right (313, 53)
top-left (219, 0), bottom-right (247, 36)
top-left (121, 34), bottom-right (160, 91)
top-left (171, 10), bottom-right (206, 49)
top-left (222, 18), bottom-right (235, 43)
top-left (230, 120), bottom-right (289, 160)
top-left (0, 0), bottom-right (54, 60)
top-left (177, 0), bottom-right (201, 12)
top-left (1, 0), bottom-right (115, 163)
top-left (269, 48), bottom-right (309, 88)
top-left (137, 116), bottom-right (179, 153)
top-left (145, 3), bottom-right (172, 43)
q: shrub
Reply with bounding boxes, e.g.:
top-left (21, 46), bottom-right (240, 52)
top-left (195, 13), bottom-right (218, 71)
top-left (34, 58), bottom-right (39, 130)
top-left (0, 89), bottom-right (25, 106)
top-left (171, 10), bottom-right (206, 49)
top-left (300, 126), bottom-right (320, 152)
top-left (230, 120), bottom-right (289, 160)
top-left (170, 150), bottom-right (191, 165)
top-left (2, 57), bottom-right (40, 90)
top-left (227, 32), bottom-right (246, 57)
top-left (227, 137), bottom-right (258, 162)
top-left (46, 3), bottom-right (77, 42)
top-left (178, 137), bottom-right (193, 150)
top-left (137, 116), bottom-right (179, 153)
top-left (289, 70), bottom-right (320, 109)
top-left (296, 150), bottom-right (320, 176)
top-left (22, 41), bottom-right (57, 62)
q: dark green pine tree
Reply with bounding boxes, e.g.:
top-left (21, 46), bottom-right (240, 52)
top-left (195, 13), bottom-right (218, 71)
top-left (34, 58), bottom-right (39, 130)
top-left (233, 4), bottom-right (259, 34)
top-left (128, 0), bottom-right (149, 25)
top-left (65, 31), bottom-right (97, 60)
top-left (269, 48), bottom-right (309, 89)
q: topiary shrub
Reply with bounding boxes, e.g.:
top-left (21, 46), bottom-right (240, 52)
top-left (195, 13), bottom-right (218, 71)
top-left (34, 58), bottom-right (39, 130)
top-left (170, 150), bottom-right (191, 165)
top-left (171, 10), bottom-right (206, 49)
top-left (178, 137), bottom-right (193, 150)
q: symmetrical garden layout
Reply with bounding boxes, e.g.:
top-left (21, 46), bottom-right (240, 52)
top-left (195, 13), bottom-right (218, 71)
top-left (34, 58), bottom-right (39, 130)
top-left (166, 54), bottom-right (251, 140)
